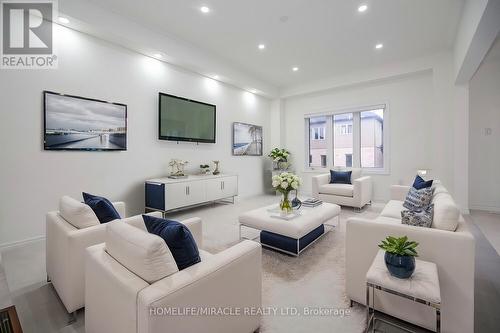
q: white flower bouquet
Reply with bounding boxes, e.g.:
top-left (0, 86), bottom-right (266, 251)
top-left (272, 172), bottom-right (301, 213)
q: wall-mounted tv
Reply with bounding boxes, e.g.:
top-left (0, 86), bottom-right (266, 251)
top-left (159, 93), bottom-right (216, 143)
top-left (44, 91), bottom-right (127, 151)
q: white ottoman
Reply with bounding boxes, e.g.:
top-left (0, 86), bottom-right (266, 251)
top-left (238, 203), bottom-right (341, 256)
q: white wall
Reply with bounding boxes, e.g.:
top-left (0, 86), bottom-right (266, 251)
top-left (469, 54), bottom-right (500, 212)
top-left (0, 26), bottom-right (271, 246)
top-left (279, 54), bottom-right (469, 207)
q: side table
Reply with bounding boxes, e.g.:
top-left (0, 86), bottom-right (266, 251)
top-left (366, 250), bottom-right (441, 333)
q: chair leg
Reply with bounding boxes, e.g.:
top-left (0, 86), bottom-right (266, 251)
top-left (68, 311), bottom-right (77, 324)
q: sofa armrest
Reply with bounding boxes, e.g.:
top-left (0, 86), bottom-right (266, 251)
top-left (180, 217), bottom-right (203, 249)
top-left (46, 212), bottom-right (107, 312)
top-left (137, 240), bottom-right (262, 333)
top-left (85, 244), bottom-right (149, 333)
top-left (312, 174), bottom-right (330, 197)
top-left (353, 176), bottom-right (372, 207)
top-left (390, 185), bottom-right (410, 201)
top-left (346, 217), bottom-right (475, 333)
top-left (112, 202), bottom-right (126, 218)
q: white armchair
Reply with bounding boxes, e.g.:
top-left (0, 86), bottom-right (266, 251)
top-left (45, 196), bottom-right (162, 318)
top-left (85, 220), bottom-right (262, 333)
top-left (312, 168), bottom-right (372, 210)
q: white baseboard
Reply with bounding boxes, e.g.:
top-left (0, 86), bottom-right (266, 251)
top-left (0, 235), bottom-right (45, 251)
top-left (469, 204), bottom-right (500, 213)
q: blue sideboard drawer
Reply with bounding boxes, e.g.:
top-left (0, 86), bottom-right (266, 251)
top-left (145, 182), bottom-right (165, 211)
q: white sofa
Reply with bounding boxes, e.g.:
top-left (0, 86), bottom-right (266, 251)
top-left (85, 219), bottom-right (262, 333)
top-left (46, 196), bottom-right (162, 317)
top-left (346, 182), bottom-right (475, 333)
top-left (312, 168), bottom-right (372, 209)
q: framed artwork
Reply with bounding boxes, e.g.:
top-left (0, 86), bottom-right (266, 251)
top-left (44, 91), bottom-right (127, 151)
top-left (232, 122), bottom-right (263, 156)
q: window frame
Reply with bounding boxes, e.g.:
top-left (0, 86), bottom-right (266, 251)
top-left (304, 103), bottom-right (390, 175)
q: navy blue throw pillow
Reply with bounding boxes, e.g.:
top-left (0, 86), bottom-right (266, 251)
top-left (82, 192), bottom-right (121, 223)
top-left (142, 215), bottom-right (201, 270)
top-left (330, 170), bottom-right (352, 184)
top-left (412, 175), bottom-right (433, 190)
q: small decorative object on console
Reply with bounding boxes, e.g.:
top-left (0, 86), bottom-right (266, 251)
top-left (212, 160), bottom-right (220, 175)
top-left (378, 236), bottom-right (418, 279)
top-left (271, 172), bottom-right (301, 214)
top-left (200, 164), bottom-right (211, 175)
top-left (168, 159), bottom-right (188, 178)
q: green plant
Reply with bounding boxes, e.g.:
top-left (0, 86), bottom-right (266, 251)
top-left (268, 148), bottom-right (290, 162)
top-left (378, 236), bottom-right (419, 257)
top-left (200, 164), bottom-right (210, 169)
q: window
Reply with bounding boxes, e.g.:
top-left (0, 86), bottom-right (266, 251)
top-left (345, 154), bottom-right (353, 167)
top-left (333, 113), bottom-right (353, 167)
top-left (308, 116), bottom-right (327, 168)
top-left (320, 155), bottom-right (327, 167)
top-left (311, 126), bottom-right (325, 140)
top-left (305, 106), bottom-right (387, 172)
top-left (361, 109), bottom-right (384, 168)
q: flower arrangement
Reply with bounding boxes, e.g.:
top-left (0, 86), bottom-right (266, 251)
top-left (268, 148), bottom-right (290, 162)
top-left (268, 148), bottom-right (291, 170)
top-left (272, 172), bottom-right (301, 213)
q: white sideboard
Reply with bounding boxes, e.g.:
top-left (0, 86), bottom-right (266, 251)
top-left (145, 174), bottom-right (238, 213)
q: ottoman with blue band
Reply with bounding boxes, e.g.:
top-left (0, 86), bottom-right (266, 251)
top-left (238, 203), bottom-right (341, 256)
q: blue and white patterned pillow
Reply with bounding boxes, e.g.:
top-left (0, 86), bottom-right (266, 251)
top-left (402, 204), bottom-right (434, 228)
top-left (403, 187), bottom-right (434, 211)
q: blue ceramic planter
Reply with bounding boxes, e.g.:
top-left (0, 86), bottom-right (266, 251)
top-left (384, 252), bottom-right (415, 279)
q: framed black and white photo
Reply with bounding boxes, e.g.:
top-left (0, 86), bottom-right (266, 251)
top-left (43, 91), bottom-right (127, 151)
top-left (232, 122), bottom-right (263, 156)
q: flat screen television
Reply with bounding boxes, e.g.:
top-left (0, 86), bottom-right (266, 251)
top-left (159, 93), bottom-right (216, 143)
top-left (44, 91), bottom-right (127, 151)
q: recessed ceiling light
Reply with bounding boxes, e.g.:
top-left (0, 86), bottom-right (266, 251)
top-left (375, 43), bottom-right (383, 49)
top-left (250, 89), bottom-right (258, 94)
top-left (58, 17), bottom-right (69, 24)
top-left (213, 75), bottom-right (219, 79)
top-left (153, 53), bottom-right (163, 58)
top-left (292, 67), bottom-right (299, 72)
top-left (358, 5), bottom-right (368, 12)
top-left (258, 44), bottom-right (266, 50)
top-left (200, 6), bottom-right (210, 13)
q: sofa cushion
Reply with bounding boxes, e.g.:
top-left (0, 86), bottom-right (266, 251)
top-left (330, 170), bottom-right (352, 184)
top-left (403, 187), bottom-right (434, 211)
top-left (432, 182), bottom-right (448, 196)
top-left (380, 200), bottom-right (405, 219)
top-left (142, 215), bottom-right (201, 270)
top-left (401, 204), bottom-right (434, 228)
top-left (412, 175), bottom-right (433, 190)
top-left (350, 168), bottom-right (362, 181)
top-left (105, 220), bottom-right (178, 284)
top-left (319, 183), bottom-right (354, 197)
top-left (83, 192), bottom-right (121, 224)
top-left (432, 193), bottom-right (459, 231)
top-left (59, 196), bottom-right (100, 229)
top-left (374, 216), bottom-right (402, 225)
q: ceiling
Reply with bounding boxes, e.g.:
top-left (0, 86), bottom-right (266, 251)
top-left (86, 0), bottom-right (465, 89)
